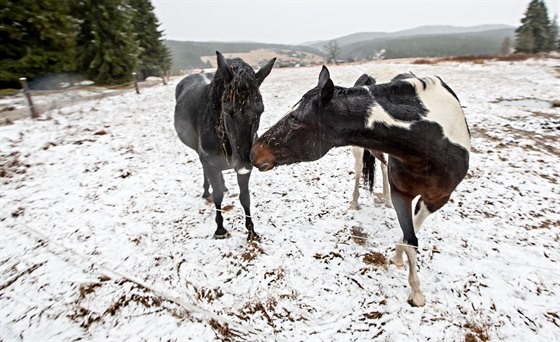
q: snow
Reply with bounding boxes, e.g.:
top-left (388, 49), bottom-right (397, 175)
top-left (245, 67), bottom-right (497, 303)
top-left (1, 58), bottom-right (559, 341)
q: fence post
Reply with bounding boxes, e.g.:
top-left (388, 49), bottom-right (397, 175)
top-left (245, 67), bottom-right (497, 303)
top-left (19, 77), bottom-right (39, 119)
top-left (132, 72), bottom-right (140, 94)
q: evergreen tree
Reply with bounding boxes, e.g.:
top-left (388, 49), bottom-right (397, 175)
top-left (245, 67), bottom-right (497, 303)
top-left (515, 0), bottom-right (553, 53)
top-left (0, 0), bottom-right (77, 89)
top-left (74, 0), bottom-right (138, 85)
top-left (548, 15), bottom-right (559, 51)
top-left (129, 0), bottom-right (172, 80)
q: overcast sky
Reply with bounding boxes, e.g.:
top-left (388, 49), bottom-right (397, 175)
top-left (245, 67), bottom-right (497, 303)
top-left (152, 0), bottom-right (559, 45)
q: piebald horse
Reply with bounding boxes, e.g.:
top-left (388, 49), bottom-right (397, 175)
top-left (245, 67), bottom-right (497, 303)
top-left (251, 66), bottom-right (470, 306)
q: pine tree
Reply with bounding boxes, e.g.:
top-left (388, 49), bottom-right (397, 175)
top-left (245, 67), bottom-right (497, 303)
top-left (129, 0), bottom-right (172, 80)
top-left (0, 0), bottom-right (78, 89)
top-left (515, 0), bottom-right (554, 53)
top-left (548, 15), bottom-right (559, 51)
top-left (74, 0), bottom-right (139, 85)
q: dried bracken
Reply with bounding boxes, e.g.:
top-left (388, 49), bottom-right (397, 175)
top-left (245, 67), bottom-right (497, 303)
top-left (363, 252), bottom-right (388, 270)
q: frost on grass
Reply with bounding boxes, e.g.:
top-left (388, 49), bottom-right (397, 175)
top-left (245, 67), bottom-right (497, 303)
top-left (1, 58), bottom-right (559, 341)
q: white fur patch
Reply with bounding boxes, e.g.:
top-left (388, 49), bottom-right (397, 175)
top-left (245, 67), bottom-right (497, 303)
top-left (407, 77), bottom-right (471, 151)
top-left (237, 167), bottom-right (252, 175)
top-left (365, 77), bottom-right (470, 152)
top-left (365, 103), bottom-right (413, 130)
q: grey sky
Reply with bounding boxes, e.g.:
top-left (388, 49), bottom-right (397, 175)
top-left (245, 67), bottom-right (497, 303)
top-left (152, 0), bottom-right (559, 45)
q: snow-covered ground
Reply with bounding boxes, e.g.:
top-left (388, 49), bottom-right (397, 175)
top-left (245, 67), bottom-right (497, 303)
top-left (1, 58), bottom-right (559, 341)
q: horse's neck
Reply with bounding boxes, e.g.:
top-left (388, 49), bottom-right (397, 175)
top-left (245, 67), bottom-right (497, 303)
top-left (334, 92), bottom-right (418, 158)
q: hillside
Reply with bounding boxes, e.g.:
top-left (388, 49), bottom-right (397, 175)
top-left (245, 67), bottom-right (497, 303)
top-left (307, 24), bottom-right (513, 49)
top-left (165, 25), bottom-right (516, 73)
top-left (341, 28), bottom-right (515, 60)
top-left (164, 41), bottom-right (324, 73)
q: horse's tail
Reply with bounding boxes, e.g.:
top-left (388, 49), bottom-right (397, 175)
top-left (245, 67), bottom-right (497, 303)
top-left (362, 149), bottom-right (376, 194)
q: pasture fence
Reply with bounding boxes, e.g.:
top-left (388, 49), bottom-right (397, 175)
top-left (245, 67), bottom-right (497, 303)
top-left (0, 74), bottom-right (169, 125)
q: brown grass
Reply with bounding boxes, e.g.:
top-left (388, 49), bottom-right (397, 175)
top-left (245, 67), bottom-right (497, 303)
top-left (241, 241), bottom-right (265, 261)
top-left (363, 252), bottom-right (388, 270)
top-left (412, 53), bottom-right (551, 65)
top-left (464, 322), bottom-right (489, 342)
top-left (209, 319), bottom-right (236, 342)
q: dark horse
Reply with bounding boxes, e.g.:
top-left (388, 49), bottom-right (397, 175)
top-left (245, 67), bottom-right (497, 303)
top-left (251, 66), bottom-right (470, 306)
top-left (174, 52), bottom-right (275, 241)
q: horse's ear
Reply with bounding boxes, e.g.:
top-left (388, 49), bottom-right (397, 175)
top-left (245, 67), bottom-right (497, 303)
top-left (255, 58), bottom-right (276, 86)
top-left (318, 66), bottom-right (334, 105)
top-left (354, 74), bottom-right (376, 87)
top-left (216, 51), bottom-right (233, 83)
top-left (318, 65), bottom-right (330, 88)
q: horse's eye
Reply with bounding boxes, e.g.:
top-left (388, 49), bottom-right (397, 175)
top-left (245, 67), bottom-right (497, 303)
top-left (288, 115), bottom-right (302, 130)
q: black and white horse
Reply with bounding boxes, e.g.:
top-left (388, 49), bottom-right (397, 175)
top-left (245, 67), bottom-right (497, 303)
top-left (174, 51), bottom-right (275, 241)
top-left (251, 66), bottom-right (470, 306)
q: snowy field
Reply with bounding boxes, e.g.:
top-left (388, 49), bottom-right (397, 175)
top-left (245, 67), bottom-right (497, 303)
top-left (1, 58), bottom-right (559, 341)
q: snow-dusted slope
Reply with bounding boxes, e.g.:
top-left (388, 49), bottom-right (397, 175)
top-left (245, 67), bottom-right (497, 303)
top-left (1, 58), bottom-right (559, 341)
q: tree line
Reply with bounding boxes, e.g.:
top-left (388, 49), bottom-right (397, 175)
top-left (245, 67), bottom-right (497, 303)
top-left (515, 0), bottom-right (558, 53)
top-left (0, 0), bottom-right (171, 89)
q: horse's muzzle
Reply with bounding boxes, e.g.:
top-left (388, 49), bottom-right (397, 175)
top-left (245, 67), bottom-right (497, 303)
top-left (250, 142), bottom-right (276, 172)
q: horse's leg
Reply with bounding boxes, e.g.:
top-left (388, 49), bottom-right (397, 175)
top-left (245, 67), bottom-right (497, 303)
top-left (349, 147), bottom-right (363, 210)
top-left (202, 171), bottom-right (211, 199)
top-left (204, 166), bottom-right (229, 238)
top-left (237, 173), bottom-right (259, 241)
top-left (380, 162), bottom-right (393, 208)
top-left (219, 172), bottom-right (228, 193)
top-left (390, 188), bottom-right (425, 307)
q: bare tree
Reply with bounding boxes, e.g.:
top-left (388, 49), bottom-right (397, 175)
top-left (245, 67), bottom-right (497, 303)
top-left (323, 40), bottom-right (341, 64)
top-left (500, 37), bottom-right (512, 55)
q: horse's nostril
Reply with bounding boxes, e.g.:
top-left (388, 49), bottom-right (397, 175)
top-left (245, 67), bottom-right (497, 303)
top-left (258, 162), bottom-right (271, 172)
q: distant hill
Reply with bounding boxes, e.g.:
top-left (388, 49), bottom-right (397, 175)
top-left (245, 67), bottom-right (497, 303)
top-left (307, 24), bottom-right (514, 49)
top-left (340, 28), bottom-right (516, 60)
top-left (165, 25), bottom-right (516, 73)
top-left (164, 41), bottom-right (324, 73)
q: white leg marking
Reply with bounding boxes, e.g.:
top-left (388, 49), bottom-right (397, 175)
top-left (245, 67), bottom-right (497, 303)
top-left (413, 200), bottom-right (432, 234)
top-left (349, 146), bottom-right (363, 210)
top-left (404, 245), bottom-right (425, 306)
top-left (391, 239), bottom-right (405, 267)
top-left (380, 161), bottom-right (392, 208)
top-left (236, 167), bottom-right (252, 175)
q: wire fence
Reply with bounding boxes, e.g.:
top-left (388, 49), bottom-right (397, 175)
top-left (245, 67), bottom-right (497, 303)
top-left (0, 76), bottom-right (168, 125)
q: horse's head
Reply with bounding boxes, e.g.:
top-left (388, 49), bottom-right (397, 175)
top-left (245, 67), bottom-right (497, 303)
top-left (216, 51), bottom-right (275, 174)
top-left (251, 66), bottom-right (339, 171)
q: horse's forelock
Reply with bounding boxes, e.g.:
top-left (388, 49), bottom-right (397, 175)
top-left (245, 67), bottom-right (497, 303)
top-left (223, 60), bottom-right (261, 108)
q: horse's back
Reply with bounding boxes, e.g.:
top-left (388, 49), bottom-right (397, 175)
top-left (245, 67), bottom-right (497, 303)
top-left (174, 74), bottom-right (213, 151)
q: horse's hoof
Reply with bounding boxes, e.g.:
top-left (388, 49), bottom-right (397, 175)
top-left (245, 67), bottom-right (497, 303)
top-left (407, 292), bottom-right (426, 307)
top-left (213, 231), bottom-right (231, 239)
top-left (247, 231), bottom-right (261, 242)
top-left (348, 203), bottom-right (359, 210)
top-left (390, 257), bottom-right (404, 269)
